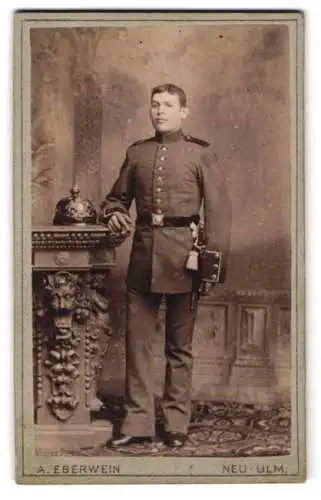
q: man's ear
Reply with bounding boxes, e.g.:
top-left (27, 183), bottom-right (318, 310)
top-left (181, 107), bottom-right (189, 120)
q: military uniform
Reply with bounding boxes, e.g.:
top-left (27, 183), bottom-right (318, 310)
top-left (100, 129), bottom-right (231, 437)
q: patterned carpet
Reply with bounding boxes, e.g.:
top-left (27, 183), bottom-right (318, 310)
top-left (63, 399), bottom-right (291, 457)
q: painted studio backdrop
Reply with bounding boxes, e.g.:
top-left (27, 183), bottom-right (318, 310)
top-left (31, 25), bottom-right (291, 408)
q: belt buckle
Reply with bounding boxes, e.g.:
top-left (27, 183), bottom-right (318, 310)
top-left (151, 213), bottom-right (164, 227)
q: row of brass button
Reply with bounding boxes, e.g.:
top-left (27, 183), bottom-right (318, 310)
top-left (154, 146), bottom-right (167, 214)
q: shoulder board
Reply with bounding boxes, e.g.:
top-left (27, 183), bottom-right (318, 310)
top-left (184, 135), bottom-right (210, 147)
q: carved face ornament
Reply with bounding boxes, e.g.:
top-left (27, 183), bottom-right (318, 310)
top-left (45, 272), bottom-right (79, 340)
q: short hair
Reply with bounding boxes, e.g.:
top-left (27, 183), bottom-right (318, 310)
top-left (151, 83), bottom-right (187, 107)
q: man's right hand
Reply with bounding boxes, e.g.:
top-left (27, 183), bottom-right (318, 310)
top-left (107, 212), bottom-right (133, 235)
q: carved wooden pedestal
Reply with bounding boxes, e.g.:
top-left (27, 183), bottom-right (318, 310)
top-left (32, 225), bottom-right (115, 451)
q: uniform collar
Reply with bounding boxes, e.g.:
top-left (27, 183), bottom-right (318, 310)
top-left (154, 129), bottom-right (183, 144)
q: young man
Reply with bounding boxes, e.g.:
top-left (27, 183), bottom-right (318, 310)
top-left (100, 83), bottom-right (232, 448)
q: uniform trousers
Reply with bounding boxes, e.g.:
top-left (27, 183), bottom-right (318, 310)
top-left (121, 288), bottom-right (197, 437)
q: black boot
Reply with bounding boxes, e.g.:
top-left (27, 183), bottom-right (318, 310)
top-left (106, 435), bottom-right (153, 448)
top-left (163, 431), bottom-right (187, 448)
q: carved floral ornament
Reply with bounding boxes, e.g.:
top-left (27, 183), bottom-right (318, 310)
top-left (34, 271), bottom-right (111, 421)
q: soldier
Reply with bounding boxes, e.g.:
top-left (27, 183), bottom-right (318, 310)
top-left (100, 83), bottom-right (232, 448)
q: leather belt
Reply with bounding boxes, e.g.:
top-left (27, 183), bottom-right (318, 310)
top-left (136, 213), bottom-right (200, 227)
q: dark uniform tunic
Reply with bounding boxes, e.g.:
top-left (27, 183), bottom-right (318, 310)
top-left (100, 129), bottom-right (232, 436)
top-left (101, 129), bottom-right (231, 292)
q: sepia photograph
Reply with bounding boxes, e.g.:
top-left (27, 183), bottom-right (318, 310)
top-left (13, 10), bottom-right (305, 483)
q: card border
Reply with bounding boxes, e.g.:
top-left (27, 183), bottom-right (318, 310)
top-left (13, 10), bottom-right (305, 484)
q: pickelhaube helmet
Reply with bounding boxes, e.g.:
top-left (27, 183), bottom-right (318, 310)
top-left (53, 184), bottom-right (97, 225)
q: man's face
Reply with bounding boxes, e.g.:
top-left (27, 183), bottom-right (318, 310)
top-left (149, 91), bottom-right (188, 134)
